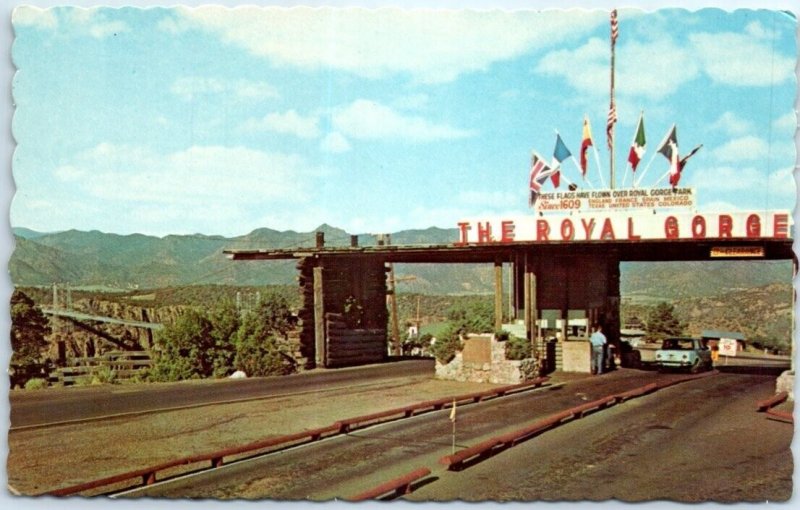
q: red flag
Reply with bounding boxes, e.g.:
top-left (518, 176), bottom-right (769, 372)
top-left (580, 117), bottom-right (594, 177)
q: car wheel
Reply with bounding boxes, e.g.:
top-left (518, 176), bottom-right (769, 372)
top-left (690, 358), bottom-right (702, 374)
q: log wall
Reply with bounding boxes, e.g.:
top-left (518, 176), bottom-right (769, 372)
top-left (297, 256), bottom-right (388, 368)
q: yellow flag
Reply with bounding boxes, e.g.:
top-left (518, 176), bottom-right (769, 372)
top-left (449, 399), bottom-right (457, 422)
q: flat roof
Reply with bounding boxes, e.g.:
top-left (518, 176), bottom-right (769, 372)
top-left (224, 237), bottom-right (794, 264)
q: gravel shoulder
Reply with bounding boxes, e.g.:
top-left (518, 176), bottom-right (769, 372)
top-left (10, 373), bottom-right (575, 495)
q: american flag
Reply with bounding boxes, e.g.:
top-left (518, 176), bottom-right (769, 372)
top-left (607, 98), bottom-right (617, 150)
top-left (529, 152), bottom-right (555, 206)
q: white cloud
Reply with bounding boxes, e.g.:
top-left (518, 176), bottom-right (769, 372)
top-left (53, 165), bottom-right (86, 181)
top-left (171, 77), bottom-right (278, 102)
top-left (88, 19), bottom-right (128, 38)
top-left (709, 112), bottom-right (753, 137)
top-left (172, 7), bottom-right (605, 84)
top-left (687, 165), bottom-right (795, 200)
top-left (537, 24), bottom-right (794, 101)
top-left (537, 36), bottom-right (699, 101)
top-left (54, 143), bottom-right (325, 206)
top-left (689, 31), bottom-right (796, 87)
top-left (232, 80), bottom-right (280, 100)
top-left (12, 6), bottom-right (58, 29)
top-left (392, 94), bottom-right (429, 111)
top-left (773, 112), bottom-right (797, 133)
top-left (241, 110), bottom-right (320, 138)
top-left (320, 132), bottom-right (351, 153)
top-left (710, 136), bottom-right (769, 163)
top-left (332, 99), bottom-right (475, 142)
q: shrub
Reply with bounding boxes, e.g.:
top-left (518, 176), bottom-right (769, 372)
top-left (430, 325), bottom-right (463, 364)
top-left (92, 366), bottom-right (117, 385)
top-left (446, 298), bottom-right (495, 334)
top-left (234, 296), bottom-right (297, 377)
top-left (504, 334), bottom-right (532, 360)
top-left (24, 378), bottom-right (48, 390)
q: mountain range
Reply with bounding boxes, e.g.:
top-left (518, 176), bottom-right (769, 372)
top-left (11, 226), bottom-right (793, 298)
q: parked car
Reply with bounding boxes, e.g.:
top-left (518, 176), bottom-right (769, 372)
top-left (655, 337), bottom-right (713, 373)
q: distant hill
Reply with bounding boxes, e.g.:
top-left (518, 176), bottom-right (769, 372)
top-left (10, 226), bottom-right (793, 298)
top-left (12, 227), bottom-right (53, 239)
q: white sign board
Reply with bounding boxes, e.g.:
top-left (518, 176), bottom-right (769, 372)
top-left (535, 187), bottom-right (696, 213)
top-left (718, 338), bottom-right (738, 357)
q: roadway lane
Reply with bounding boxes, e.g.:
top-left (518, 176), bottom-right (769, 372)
top-left (9, 359), bottom-right (434, 428)
top-left (117, 369), bottom-right (701, 500)
top-left (407, 371), bottom-right (792, 502)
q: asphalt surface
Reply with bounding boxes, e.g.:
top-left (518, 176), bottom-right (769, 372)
top-left (407, 370), bottom-right (793, 503)
top-left (114, 368), bottom-right (762, 500)
top-left (9, 359), bottom-right (434, 428)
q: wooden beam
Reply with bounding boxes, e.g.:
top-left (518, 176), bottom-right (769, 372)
top-left (494, 260), bottom-right (503, 331)
top-left (313, 265), bottom-right (326, 368)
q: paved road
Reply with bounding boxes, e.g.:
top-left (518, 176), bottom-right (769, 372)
top-left (408, 370), bottom-right (792, 503)
top-left (9, 359), bottom-right (434, 428)
top-left (116, 368), bottom-right (763, 500)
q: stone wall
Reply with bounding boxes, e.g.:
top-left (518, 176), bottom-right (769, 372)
top-left (435, 334), bottom-right (539, 384)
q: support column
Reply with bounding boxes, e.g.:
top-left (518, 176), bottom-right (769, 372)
top-left (313, 265), bottom-right (326, 368)
top-left (494, 260), bottom-right (503, 331)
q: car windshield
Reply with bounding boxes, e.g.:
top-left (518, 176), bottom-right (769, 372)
top-left (661, 338), bottom-right (694, 350)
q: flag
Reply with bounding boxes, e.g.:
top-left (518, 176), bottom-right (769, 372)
top-left (551, 134), bottom-right (572, 188)
top-left (656, 125), bottom-right (679, 186)
top-left (607, 99), bottom-right (617, 150)
top-left (529, 152), bottom-right (555, 207)
top-left (449, 399), bottom-right (457, 422)
top-left (579, 117), bottom-right (593, 177)
top-left (627, 113), bottom-right (646, 172)
top-left (610, 9), bottom-right (619, 47)
top-left (672, 144), bottom-right (703, 186)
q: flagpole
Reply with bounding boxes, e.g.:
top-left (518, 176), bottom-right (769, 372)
top-left (608, 9), bottom-right (618, 189)
top-left (592, 145), bottom-right (606, 188)
top-left (450, 398), bottom-right (457, 455)
top-left (633, 152), bottom-right (659, 187)
top-left (570, 156), bottom-right (596, 189)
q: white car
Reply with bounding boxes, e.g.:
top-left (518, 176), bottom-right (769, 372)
top-left (655, 337), bottom-right (713, 373)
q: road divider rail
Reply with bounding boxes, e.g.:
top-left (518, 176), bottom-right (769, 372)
top-left (440, 370), bottom-right (718, 471)
top-left (46, 376), bottom-right (549, 496)
top-left (756, 391), bottom-right (788, 412)
top-left (347, 467), bottom-right (432, 501)
top-left (335, 376), bottom-right (549, 433)
top-left (755, 391), bottom-right (793, 424)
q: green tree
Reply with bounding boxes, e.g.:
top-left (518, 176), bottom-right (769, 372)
top-left (10, 289), bottom-right (51, 386)
top-left (645, 302), bottom-right (684, 343)
top-left (234, 293), bottom-right (296, 377)
top-left (446, 298), bottom-right (495, 334)
top-left (151, 309), bottom-right (216, 381)
top-left (208, 300), bottom-right (240, 377)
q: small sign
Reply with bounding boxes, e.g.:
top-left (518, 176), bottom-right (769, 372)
top-left (710, 246), bottom-right (765, 258)
top-left (719, 338), bottom-right (738, 357)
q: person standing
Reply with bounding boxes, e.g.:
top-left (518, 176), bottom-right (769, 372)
top-left (590, 323), bottom-right (607, 375)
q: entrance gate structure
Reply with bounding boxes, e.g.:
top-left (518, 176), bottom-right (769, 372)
top-left (225, 204), bottom-right (794, 369)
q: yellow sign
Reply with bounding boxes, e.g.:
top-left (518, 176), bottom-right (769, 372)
top-left (710, 246), bottom-right (765, 258)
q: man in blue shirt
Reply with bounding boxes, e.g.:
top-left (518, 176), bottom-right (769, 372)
top-left (590, 323), bottom-right (607, 375)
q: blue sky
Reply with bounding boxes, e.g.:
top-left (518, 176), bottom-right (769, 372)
top-left (10, 5), bottom-right (798, 237)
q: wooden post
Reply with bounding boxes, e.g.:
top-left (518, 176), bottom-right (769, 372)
top-left (523, 255), bottom-right (531, 337)
top-left (531, 271), bottom-right (538, 358)
top-left (494, 260), bottom-right (503, 331)
top-left (313, 265), bottom-right (326, 368)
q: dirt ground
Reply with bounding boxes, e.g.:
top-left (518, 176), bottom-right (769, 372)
top-left (9, 375), bottom-right (586, 495)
